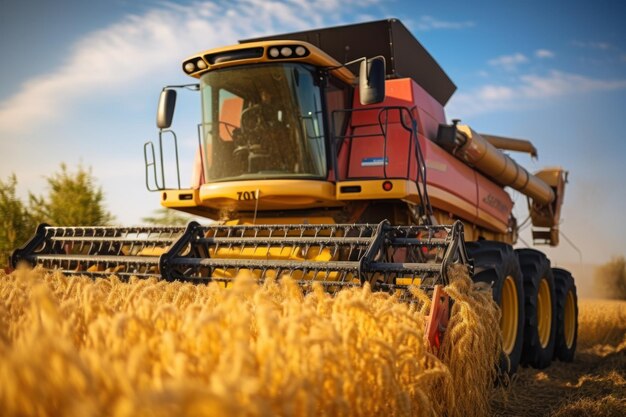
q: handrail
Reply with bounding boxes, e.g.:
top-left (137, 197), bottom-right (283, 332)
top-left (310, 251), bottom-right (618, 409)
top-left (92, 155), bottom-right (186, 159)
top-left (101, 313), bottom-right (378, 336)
top-left (331, 105), bottom-right (433, 221)
top-left (143, 129), bottom-right (182, 191)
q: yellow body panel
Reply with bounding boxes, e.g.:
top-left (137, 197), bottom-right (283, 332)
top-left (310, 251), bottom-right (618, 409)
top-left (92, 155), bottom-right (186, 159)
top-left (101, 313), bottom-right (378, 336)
top-left (160, 188), bottom-right (202, 208)
top-left (225, 216), bottom-right (337, 225)
top-left (476, 206), bottom-right (508, 234)
top-left (206, 225), bottom-right (352, 284)
top-left (336, 179), bottom-right (420, 203)
top-left (161, 181), bottom-right (344, 213)
top-left (396, 277), bottom-right (422, 286)
top-left (198, 180), bottom-right (343, 211)
top-left (183, 40), bottom-right (355, 85)
top-left (212, 246), bottom-right (332, 261)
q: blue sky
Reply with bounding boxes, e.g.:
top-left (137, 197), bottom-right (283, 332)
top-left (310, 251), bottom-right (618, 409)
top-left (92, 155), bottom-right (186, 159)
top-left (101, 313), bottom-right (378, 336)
top-left (1, 0), bottom-right (625, 265)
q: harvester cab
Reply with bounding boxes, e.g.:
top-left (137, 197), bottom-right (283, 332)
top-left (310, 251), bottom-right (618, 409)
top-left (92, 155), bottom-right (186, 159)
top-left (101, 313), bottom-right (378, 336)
top-left (154, 54), bottom-right (384, 185)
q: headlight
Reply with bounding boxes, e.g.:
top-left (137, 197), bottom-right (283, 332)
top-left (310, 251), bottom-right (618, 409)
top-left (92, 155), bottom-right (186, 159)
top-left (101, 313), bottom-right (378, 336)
top-left (269, 47), bottom-right (280, 58)
top-left (267, 45), bottom-right (309, 60)
top-left (184, 62), bottom-right (195, 73)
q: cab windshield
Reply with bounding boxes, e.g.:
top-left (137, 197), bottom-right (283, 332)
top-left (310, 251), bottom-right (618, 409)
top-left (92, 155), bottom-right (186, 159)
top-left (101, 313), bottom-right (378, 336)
top-left (200, 64), bottom-right (326, 181)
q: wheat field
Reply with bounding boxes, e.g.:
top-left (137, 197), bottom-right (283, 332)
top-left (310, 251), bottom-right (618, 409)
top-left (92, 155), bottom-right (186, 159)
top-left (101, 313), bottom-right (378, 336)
top-left (491, 298), bottom-right (626, 416)
top-left (2, 267), bottom-right (624, 417)
top-left (0, 266), bottom-right (501, 417)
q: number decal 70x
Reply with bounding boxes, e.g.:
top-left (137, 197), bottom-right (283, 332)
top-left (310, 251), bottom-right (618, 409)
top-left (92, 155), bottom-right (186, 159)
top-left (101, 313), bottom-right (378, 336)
top-left (237, 191), bottom-right (258, 200)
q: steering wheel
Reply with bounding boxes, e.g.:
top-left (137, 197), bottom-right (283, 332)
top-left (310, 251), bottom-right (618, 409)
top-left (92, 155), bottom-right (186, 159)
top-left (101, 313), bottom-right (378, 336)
top-left (233, 143), bottom-right (266, 158)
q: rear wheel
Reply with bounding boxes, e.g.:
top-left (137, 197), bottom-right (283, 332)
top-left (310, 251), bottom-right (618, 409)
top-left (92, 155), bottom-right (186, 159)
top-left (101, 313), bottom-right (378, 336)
top-left (467, 241), bottom-right (524, 376)
top-left (516, 249), bottom-right (557, 369)
top-left (553, 268), bottom-right (578, 362)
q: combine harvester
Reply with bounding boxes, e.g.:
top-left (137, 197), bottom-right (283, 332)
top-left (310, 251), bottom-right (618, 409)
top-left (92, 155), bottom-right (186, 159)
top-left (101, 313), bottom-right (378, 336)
top-left (12, 19), bottom-right (577, 373)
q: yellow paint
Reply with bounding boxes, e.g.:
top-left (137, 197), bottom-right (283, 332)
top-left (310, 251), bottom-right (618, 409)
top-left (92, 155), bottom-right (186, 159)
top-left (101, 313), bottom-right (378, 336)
top-left (336, 179), bottom-right (420, 203)
top-left (537, 278), bottom-right (552, 348)
top-left (227, 216), bottom-right (336, 225)
top-left (564, 289), bottom-right (576, 348)
top-left (207, 245), bottom-right (347, 282)
top-left (137, 247), bottom-right (168, 257)
top-left (426, 185), bottom-right (477, 224)
top-left (183, 41), bottom-right (354, 85)
top-left (160, 188), bottom-right (201, 208)
top-left (210, 246), bottom-right (332, 261)
top-left (198, 180), bottom-right (343, 211)
top-left (501, 276), bottom-right (519, 355)
top-left (395, 277), bottom-right (422, 286)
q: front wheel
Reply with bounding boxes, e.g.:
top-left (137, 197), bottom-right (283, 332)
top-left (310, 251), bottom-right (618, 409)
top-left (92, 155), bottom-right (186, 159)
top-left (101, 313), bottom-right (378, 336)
top-left (467, 241), bottom-right (525, 376)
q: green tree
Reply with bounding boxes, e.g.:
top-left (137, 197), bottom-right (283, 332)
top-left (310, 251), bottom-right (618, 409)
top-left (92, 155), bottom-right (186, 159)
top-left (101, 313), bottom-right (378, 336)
top-left (29, 164), bottom-right (113, 226)
top-left (0, 175), bottom-right (37, 268)
top-left (142, 208), bottom-right (194, 226)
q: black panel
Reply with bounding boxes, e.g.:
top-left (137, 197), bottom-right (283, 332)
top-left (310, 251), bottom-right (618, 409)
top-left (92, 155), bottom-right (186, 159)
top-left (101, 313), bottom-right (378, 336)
top-left (205, 47), bottom-right (264, 65)
top-left (241, 19), bottom-right (456, 106)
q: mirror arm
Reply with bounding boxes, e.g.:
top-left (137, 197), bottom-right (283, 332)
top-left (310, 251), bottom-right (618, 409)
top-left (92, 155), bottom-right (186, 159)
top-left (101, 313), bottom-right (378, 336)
top-left (326, 56), bottom-right (386, 82)
top-left (163, 83), bottom-right (200, 91)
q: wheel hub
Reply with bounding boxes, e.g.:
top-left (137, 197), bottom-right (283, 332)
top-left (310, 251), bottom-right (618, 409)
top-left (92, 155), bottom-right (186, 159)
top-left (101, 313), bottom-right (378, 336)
top-left (537, 278), bottom-right (552, 348)
top-left (501, 275), bottom-right (518, 355)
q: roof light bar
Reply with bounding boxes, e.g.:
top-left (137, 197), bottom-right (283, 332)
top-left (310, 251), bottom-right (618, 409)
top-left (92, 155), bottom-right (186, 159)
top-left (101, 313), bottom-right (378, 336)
top-left (267, 45), bottom-right (310, 60)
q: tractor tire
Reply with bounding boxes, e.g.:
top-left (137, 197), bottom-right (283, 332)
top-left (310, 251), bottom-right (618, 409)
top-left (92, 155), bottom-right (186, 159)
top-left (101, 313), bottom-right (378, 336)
top-left (467, 241), bottom-right (525, 376)
top-left (516, 249), bottom-right (557, 369)
top-left (552, 268), bottom-right (578, 362)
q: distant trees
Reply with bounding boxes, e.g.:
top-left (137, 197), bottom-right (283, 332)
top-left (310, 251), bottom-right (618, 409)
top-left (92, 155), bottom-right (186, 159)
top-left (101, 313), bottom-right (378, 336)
top-left (0, 175), bottom-right (37, 269)
top-left (594, 256), bottom-right (626, 300)
top-left (0, 164), bottom-right (112, 268)
top-left (29, 164), bottom-right (113, 226)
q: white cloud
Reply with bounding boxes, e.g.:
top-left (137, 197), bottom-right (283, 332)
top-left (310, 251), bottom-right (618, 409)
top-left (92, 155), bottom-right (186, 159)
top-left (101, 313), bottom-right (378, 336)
top-left (413, 15), bottom-right (475, 31)
top-left (0, 0), bottom-right (381, 135)
top-left (572, 40), bottom-right (611, 50)
top-left (488, 53), bottom-right (528, 70)
top-left (520, 71), bottom-right (626, 97)
top-left (535, 49), bottom-right (554, 58)
top-left (448, 70), bottom-right (626, 118)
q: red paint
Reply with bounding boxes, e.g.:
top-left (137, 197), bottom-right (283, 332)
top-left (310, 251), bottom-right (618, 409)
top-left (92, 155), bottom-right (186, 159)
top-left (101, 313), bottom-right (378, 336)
top-left (333, 77), bottom-right (512, 231)
top-left (425, 285), bottom-right (450, 352)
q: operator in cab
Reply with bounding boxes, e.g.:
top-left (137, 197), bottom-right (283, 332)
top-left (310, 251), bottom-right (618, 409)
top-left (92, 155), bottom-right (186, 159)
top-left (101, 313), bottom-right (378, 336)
top-left (234, 86), bottom-right (296, 174)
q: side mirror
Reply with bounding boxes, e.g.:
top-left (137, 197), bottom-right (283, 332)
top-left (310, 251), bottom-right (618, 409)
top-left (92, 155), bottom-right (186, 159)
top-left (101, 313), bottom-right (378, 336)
top-left (157, 89), bottom-right (177, 129)
top-left (359, 56), bottom-right (386, 105)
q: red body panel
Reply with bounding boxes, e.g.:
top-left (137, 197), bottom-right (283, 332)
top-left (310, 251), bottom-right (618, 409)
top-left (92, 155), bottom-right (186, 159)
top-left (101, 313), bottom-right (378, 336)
top-left (337, 78), bottom-right (512, 231)
top-left (345, 124), bottom-right (418, 179)
top-left (219, 97), bottom-right (243, 141)
top-left (419, 135), bottom-right (479, 220)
